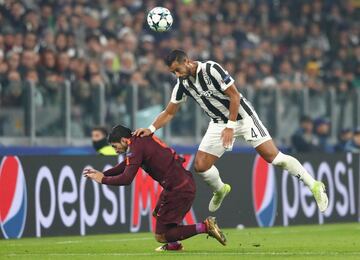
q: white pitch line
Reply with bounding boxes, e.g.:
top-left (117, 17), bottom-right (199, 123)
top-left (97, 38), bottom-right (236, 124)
top-left (97, 237), bottom-right (153, 243)
top-left (4, 252), bottom-right (360, 257)
top-left (55, 237), bottom-right (153, 244)
top-left (55, 241), bottom-right (81, 244)
top-left (4, 237), bottom-right (153, 246)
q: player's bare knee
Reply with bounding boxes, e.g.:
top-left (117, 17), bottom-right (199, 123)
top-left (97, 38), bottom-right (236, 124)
top-left (264, 154), bottom-right (276, 163)
top-left (194, 160), bottom-right (210, 173)
top-left (256, 140), bottom-right (279, 163)
top-left (258, 150), bottom-right (278, 163)
top-left (155, 234), bottom-right (167, 243)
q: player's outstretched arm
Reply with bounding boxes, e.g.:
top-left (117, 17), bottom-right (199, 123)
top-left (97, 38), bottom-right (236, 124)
top-left (133, 102), bottom-right (180, 137)
top-left (83, 168), bottom-right (104, 184)
top-left (102, 161), bottom-right (126, 176)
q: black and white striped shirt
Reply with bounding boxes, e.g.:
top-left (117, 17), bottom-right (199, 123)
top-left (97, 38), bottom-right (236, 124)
top-left (170, 61), bottom-right (253, 123)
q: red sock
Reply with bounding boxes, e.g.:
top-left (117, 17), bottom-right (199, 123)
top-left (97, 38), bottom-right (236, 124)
top-left (167, 241), bottom-right (182, 250)
top-left (164, 225), bottom-right (198, 242)
top-left (196, 223), bottom-right (207, 233)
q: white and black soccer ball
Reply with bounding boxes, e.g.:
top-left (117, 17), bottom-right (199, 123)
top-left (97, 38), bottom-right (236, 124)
top-left (147, 7), bottom-right (173, 32)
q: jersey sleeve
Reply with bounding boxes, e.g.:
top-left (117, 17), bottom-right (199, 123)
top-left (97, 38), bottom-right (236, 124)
top-left (170, 80), bottom-right (187, 104)
top-left (103, 161), bottom-right (126, 176)
top-left (209, 62), bottom-right (235, 91)
top-left (102, 142), bottom-right (143, 186)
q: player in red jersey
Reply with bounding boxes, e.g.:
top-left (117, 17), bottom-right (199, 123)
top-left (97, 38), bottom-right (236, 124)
top-left (83, 124), bottom-right (226, 251)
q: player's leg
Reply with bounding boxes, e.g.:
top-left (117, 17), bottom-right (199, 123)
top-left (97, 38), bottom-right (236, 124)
top-left (154, 181), bottom-right (226, 251)
top-left (238, 103), bottom-right (328, 212)
top-left (195, 122), bottom-right (232, 212)
top-left (154, 181), bottom-right (200, 250)
top-left (155, 217), bottom-right (226, 251)
top-left (255, 139), bottom-right (316, 186)
top-left (153, 192), bottom-right (184, 251)
top-left (194, 151), bottom-right (223, 192)
top-left (195, 151), bottom-right (231, 212)
top-left (255, 139), bottom-right (328, 212)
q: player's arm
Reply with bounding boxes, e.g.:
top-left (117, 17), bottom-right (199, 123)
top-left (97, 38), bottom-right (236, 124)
top-left (102, 161), bottom-right (126, 176)
top-left (133, 81), bottom-right (186, 137)
top-left (209, 62), bottom-right (240, 122)
top-left (210, 63), bottom-right (240, 148)
top-left (102, 144), bottom-right (144, 185)
top-left (224, 85), bottom-right (240, 122)
top-left (221, 85), bottom-right (240, 148)
top-left (133, 102), bottom-right (180, 137)
top-left (83, 165), bottom-right (139, 185)
top-left (101, 164), bottom-right (140, 186)
top-left (85, 145), bottom-right (143, 185)
top-left (153, 101), bottom-right (180, 129)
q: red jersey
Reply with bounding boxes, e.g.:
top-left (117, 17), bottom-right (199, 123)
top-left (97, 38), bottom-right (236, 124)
top-left (101, 135), bottom-right (193, 191)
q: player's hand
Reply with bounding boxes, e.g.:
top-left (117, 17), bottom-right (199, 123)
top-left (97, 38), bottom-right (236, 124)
top-left (221, 128), bottom-right (234, 149)
top-left (133, 128), bottom-right (152, 137)
top-left (83, 168), bottom-right (104, 184)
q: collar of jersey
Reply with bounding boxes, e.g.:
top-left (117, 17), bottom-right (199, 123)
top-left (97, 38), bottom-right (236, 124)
top-left (196, 61), bottom-right (202, 74)
top-left (124, 146), bottom-right (132, 156)
top-left (188, 61), bottom-right (201, 83)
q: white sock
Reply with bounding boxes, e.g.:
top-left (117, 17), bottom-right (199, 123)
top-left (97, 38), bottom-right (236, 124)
top-left (272, 152), bottom-right (315, 188)
top-left (196, 165), bottom-right (225, 192)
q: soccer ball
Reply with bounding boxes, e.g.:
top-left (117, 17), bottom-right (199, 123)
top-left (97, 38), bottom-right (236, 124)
top-left (147, 7), bottom-right (173, 32)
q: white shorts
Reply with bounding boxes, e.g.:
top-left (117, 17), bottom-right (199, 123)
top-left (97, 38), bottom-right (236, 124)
top-left (198, 112), bottom-right (272, 157)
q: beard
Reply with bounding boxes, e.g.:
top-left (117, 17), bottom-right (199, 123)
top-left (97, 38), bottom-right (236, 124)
top-left (179, 66), bottom-right (192, 80)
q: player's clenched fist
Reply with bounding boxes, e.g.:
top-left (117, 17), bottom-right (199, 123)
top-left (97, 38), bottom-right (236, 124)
top-left (133, 128), bottom-right (152, 137)
top-left (83, 168), bottom-right (104, 183)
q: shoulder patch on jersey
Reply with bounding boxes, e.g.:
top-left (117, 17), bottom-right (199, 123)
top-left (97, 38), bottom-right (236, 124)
top-left (223, 74), bottom-right (231, 84)
top-left (125, 152), bottom-right (133, 157)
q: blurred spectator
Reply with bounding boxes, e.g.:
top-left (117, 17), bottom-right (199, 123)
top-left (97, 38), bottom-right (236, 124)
top-left (24, 69), bottom-right (44, 107)
top-left (7, 52), bottom-right (20, 71)
top-left (23, 32), bottom-right (38, 51)
top-left (56, 52), bottom-right (71, 82)
top-left (345, 127), bottom-right (360, 153)
top-left (43, 73), bottom-right (62, 105)
top-left (291, 116), bottom-right (318, 152)
top-left (1, 70), bottom-right (23, 107)
top-left (91, 126), bottom-right (117, 155)
top-left (55, 32), bottom-right (68, 52)
top-left (334, 128), bottom-right (353, 152)
top-left (306, 23), bottom-right (330, 52)
top-left (0, 0), bottom-right (358, 140)
top-left (258, 60), bottom-right (277, 88)
top-left (18, 50), bottom-right (38, 78)
top-left (314, 118), bottom-right (334, 153)
top-left (39, 49), bottom-right (56, 78)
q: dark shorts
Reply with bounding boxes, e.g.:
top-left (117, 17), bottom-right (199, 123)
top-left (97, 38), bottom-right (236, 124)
top-left (154, 176), bottom-right (196, 234)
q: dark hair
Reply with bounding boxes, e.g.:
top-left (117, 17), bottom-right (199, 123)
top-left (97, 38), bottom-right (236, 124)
top-left (108, 124), bottom-right (132, 143)
top-left (92, 126), bottom-right (108, 136)
top-left (165, 49), bottom-right (188, 67)
top-left (300, 115), bottom-right (312, 123)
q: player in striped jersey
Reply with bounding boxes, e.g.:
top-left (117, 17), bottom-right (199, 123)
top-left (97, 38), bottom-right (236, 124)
top-left (134, 50), bottom-right (328, 213)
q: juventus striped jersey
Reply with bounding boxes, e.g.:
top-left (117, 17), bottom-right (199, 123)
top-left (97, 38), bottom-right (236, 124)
top-left (170, 61), bottom-right (254, 123)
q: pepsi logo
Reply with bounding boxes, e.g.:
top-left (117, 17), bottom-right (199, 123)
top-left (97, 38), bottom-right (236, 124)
top-left (252, 155), bottom-right (277, 227)
top-left (0, 156), bottom-right (27, 238)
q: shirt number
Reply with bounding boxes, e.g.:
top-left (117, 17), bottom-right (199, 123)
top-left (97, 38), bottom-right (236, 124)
top-left (251, 128), bottom-right (258, 138)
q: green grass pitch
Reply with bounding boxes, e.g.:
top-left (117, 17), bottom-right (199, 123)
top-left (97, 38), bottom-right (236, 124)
top-left (1, 223), bottom-right (359, 259)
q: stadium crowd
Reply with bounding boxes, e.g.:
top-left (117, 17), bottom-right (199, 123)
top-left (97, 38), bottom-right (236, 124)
top-left (0, 0), bottom-right (359, 150)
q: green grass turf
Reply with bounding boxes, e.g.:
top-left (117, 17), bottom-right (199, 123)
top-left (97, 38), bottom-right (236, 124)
top-left (0, 223), bottom-right (359, 259)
